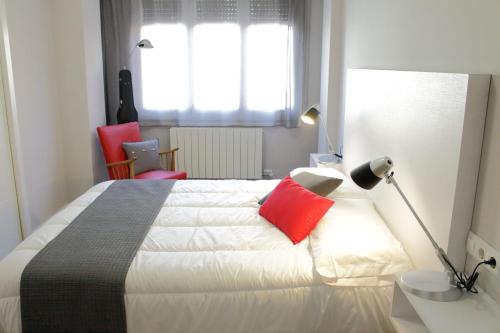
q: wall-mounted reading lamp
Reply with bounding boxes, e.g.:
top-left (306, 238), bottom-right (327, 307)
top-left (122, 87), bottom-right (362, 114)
top-left (301, 105), bottom-right (343, 161)
top-left (350, 157), bottom-right (483, 302)
top-left (124, 39), bottom-right (154, 69)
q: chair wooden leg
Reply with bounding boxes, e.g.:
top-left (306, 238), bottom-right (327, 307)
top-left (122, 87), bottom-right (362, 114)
top-left (171, 152), bottom-right (176, 171)
top-left (129, 162), bottom-right (135, 179)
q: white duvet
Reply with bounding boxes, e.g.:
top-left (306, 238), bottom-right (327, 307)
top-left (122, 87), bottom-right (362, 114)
top-left (0, 179), bottom-right (411, 333)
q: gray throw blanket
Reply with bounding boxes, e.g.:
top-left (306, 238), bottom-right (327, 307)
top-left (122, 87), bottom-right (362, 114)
top-left (20, 180), bottom-right (176, 333)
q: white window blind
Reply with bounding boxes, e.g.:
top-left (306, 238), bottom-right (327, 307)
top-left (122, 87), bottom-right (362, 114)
top-left (196, 0), bottom-right (238, 22)
top-left (137, 0), bottom-right (304, 127)
top-left (143, 0), bottom-right (182, 23)
top-left (249, 0), bottom-right (289, 23)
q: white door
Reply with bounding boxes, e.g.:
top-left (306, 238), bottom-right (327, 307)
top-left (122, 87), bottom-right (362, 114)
top-left (0, 65), bottom-right (22, 259)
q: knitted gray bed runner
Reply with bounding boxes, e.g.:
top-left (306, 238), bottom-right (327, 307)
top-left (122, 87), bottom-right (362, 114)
top-left (20, 180), bottom-right (176, 333)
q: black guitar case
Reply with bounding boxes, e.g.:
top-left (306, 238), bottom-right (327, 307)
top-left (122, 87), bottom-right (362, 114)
top-left (117, 69), bottom-right (139, 124)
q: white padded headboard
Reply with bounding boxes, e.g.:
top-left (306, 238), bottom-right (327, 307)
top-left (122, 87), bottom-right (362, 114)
top-left (343, 69), bottom-right (490, 270)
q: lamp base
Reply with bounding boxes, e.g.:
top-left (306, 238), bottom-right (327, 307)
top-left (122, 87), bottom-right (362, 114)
top-left (400, 270), bottom-right (463, 302)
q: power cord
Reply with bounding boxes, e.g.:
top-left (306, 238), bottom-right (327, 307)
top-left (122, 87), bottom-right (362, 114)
top-left (447, 257), bottom-right (497, 293)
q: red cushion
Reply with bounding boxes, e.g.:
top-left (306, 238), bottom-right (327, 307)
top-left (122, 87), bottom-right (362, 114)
top-left (135, 169), bottom-right (187, 180)
top-left (259, 176), bottom-right (334, 244)
top-left (97, 122), bottom-right (142, 164)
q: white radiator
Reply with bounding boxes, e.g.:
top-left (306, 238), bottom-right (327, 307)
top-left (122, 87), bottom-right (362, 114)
top-left (170, 127), bottom-right (263, 179)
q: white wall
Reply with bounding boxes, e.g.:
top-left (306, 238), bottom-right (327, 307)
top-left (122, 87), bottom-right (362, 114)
top-left (142, 0), bottom-right (324, 179)
top-left (318, 0), bottom-right (343, 154)
top-left (52, 1), bottom-right (94, 200)
top-left (328, 0), bottom-right (500, 303)
top-left (52, 0), bottom-right (107, 199)
top-left (81, 1), bottom-right (107, 185)
top-left (4, 0), bottom-right (106, 233)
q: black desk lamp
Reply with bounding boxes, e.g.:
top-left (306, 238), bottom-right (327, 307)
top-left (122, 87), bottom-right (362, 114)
top-left (301, 105), bottom-right (343, 161)
top-left (350, 157), bottom-right (465, 301)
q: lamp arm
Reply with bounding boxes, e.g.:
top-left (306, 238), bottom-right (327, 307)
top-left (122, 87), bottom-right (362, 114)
top-left (318, 115), bottom-right (336, 156)
top-left (127, 45), bottom-right (136, 62)
top-left (123, 44), bottom-right (138, 69)
top-left (385, 172), bottom-right (459, 278)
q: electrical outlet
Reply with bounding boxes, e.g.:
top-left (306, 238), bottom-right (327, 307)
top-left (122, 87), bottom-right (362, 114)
top-left (467, 232), bottom-right (500, 279)
top-left (262, 169), bottom-right (273, 177)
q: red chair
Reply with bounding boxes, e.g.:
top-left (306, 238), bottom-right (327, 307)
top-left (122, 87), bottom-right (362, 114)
top-left (97, 122), bottom-right (187, 180)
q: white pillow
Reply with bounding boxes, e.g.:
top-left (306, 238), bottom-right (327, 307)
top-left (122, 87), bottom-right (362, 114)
top-left (309, 198), bottom-right (412, 285)
top-left (290, 167), bottom-right (367, 199)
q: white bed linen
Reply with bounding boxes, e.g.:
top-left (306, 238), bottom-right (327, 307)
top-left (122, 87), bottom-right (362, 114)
top-left (311, 198), bottom-right (412, 286)
top-left (0, 179), bottom-right (410, 333)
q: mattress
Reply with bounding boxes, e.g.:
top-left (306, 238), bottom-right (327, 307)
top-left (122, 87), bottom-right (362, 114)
top-left (0, 179), bottom-right (412, 333)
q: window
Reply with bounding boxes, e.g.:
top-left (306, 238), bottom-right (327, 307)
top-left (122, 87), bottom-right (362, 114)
top-left (245, 24), bottom-right (289, 111)
top-left (141, 24), bottom-right (189, 111)
top-left (192, 23), bottom-right (241, 111)
top-left (137, 0), bottom-right (304, 127)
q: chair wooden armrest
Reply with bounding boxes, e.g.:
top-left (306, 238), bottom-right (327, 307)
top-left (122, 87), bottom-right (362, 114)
top-left (106, 159), bottom-right (136, 179)
top-left (158, 148), bottom-right (179, 171)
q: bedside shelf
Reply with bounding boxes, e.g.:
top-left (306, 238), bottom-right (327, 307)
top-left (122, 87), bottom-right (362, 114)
top-left (309, 153), bottom-right (342, 169)
top-left (391, 276), bottom-right (500, 333)
top-left (391, 317), bottom-right (429, 333)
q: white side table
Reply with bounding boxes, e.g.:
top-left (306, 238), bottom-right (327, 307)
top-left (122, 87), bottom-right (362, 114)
top-left (390, 276), bottom-right (500, 333)
top-left (309, 153), bottom-right (342, 170)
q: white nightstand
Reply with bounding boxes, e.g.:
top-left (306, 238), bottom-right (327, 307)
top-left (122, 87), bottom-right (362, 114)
top-left (309, 153), bottom-right (342, 169)
top-left (391, 276), bottom-right (500, 333)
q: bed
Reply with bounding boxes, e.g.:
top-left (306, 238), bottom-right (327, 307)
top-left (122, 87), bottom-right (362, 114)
top-left (3, 68), bottom-right (487, 333)
top-left (0, 172), bottom-right (411, 333)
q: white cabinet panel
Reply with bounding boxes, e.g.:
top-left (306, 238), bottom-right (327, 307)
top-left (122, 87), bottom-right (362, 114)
top-left (344, 69), bottom-right (490, 271)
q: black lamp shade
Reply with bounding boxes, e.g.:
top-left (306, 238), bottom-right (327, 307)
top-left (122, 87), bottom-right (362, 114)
top-left (137, 39), bottom-right (153, 49)
top-left (350, 157), bottom-right (393, 190)
top-left (350, 162), bottom-right (383, 189)
top-left (301, 105), bottom-right (320, 125)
